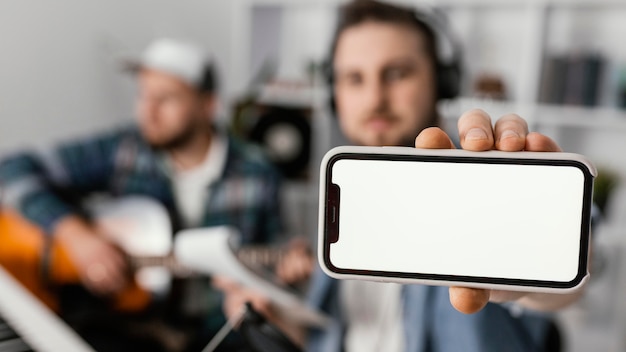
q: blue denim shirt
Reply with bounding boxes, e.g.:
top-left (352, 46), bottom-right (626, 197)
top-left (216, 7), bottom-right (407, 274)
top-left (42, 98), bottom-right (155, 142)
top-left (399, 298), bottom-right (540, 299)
top-left (307, 269), bottom-right (554, 352)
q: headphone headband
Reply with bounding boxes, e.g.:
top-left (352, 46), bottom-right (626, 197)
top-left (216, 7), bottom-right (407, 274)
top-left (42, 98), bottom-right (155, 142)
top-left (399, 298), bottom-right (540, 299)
top-left (412, 6), bottom-right (461, 67)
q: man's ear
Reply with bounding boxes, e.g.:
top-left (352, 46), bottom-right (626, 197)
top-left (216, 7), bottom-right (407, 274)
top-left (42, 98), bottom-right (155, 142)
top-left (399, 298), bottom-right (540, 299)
top-left (201, 93), bottom-right (218, 120)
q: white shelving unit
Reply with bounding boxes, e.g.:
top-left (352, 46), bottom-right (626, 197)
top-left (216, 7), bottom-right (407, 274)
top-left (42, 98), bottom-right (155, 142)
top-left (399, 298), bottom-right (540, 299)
top-left (441, 3), bottom-right (626, 349)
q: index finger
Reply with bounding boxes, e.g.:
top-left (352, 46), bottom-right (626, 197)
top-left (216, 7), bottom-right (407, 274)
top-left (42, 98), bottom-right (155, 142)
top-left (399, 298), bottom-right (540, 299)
top-left (457, 109), bottom-right (494, 151)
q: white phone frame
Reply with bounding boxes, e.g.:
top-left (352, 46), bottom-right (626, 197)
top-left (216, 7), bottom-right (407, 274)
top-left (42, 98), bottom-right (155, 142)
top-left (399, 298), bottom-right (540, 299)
top-left (318, 146), bottom-right (596, 293)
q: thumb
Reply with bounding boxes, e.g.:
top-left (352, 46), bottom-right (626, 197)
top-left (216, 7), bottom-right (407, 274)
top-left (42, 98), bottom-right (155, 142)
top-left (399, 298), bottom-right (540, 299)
top-left (415, 127), bottom-right (456, 150)
top-left (449, 287), bottom-right (490, 314)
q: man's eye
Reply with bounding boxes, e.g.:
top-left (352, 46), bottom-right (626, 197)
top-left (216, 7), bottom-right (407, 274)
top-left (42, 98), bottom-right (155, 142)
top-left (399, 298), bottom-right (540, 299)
top-left (160, 94), bottom-right (181, 104)
top-left (383, 68), bottom-right (409, 82)
top-left (339, 74), bottom-right (362, 86)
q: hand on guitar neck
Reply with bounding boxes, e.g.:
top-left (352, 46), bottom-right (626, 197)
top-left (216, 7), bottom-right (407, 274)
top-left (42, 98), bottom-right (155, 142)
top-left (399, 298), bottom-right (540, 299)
top-left (275, 237), bottom-right (314, 286)
top-left (212, 275), bottom-right (307, 348)
top-left (237, 236), bottom-right (314, 287)
top-left (210, 236), bottom-right (316, 349)
top-left (53, 215), bottom-right (129, 296)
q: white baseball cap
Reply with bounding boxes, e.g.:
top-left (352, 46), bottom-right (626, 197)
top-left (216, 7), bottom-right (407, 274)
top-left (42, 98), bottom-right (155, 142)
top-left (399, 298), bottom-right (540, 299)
top-left (127, 38), bottom-right (216, 92)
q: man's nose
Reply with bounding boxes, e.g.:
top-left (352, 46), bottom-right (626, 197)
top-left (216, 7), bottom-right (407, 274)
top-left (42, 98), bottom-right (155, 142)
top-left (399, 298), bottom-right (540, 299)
top-left (138, 98), bottom-right (159, 120)
top-left (363, 79), bottom-right (388, 112)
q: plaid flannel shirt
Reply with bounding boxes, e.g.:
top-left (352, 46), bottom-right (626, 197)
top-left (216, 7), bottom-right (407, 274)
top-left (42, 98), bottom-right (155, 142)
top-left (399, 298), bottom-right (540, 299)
top-left (0, 126), bottom-right (283, 244)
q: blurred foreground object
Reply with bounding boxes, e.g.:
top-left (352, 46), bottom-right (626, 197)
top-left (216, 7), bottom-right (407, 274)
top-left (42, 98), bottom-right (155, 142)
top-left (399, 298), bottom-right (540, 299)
top-left (0, 265), bottom-right (95, 352)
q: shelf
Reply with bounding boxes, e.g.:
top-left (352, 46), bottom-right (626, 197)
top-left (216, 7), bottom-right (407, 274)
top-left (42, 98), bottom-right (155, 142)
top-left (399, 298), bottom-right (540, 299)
top-left (241, 0), bottom-right (626, 8)
top-left (534, 105), bottom-right (626, 130)
top-left (434, 0), bottom-right (626, 7)
top-left (440, 97), bottom-right (626, 131)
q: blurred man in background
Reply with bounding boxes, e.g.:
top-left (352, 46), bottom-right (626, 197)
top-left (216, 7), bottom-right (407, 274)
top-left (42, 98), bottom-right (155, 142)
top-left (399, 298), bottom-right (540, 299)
top-left (306, 1), bottom-right (583, 351)
top-left (0, 38), bottom-right (282, 351)
top-left (221, 1), bottom-right (585, 351)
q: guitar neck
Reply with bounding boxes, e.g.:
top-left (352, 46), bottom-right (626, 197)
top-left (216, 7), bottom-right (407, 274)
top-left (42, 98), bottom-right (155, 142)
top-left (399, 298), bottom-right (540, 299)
top-left (236, 246), bottom-right (284, 268)
top-left (128, 255), bottom-right (192, 277)
top-left (129, 246), bottom-right (284, 277)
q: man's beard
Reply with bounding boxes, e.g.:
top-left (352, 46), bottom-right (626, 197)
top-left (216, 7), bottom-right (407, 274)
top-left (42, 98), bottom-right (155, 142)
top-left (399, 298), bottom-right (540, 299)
top-left (144, 122), bottom-right (201, 151)
top-left (367, 132), bottom-right (415, 148)
top-left (363, 108), bottom-right (439, 147)
top-left (362, 113), bottom-right (415, 147)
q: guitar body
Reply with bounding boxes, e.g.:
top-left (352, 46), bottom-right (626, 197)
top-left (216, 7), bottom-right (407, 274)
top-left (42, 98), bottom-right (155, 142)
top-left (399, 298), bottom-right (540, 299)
top-left (0, 209), bottom-right (67, 311)
top-left (0, 196), bottom-right (173, 313)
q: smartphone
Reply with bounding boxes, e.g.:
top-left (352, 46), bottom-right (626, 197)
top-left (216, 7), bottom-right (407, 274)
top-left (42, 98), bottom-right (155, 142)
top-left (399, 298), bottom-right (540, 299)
top-left (318, 146), bottom-right (596, 293)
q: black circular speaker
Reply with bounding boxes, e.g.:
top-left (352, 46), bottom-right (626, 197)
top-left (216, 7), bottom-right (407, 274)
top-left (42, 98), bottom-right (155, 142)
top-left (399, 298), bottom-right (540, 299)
top-left (248, 107), bottom-right (312, 179)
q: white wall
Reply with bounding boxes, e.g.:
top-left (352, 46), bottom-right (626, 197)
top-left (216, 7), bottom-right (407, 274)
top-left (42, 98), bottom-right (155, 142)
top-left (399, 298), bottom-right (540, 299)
top-left (0, 1), bottom-right (234, 153)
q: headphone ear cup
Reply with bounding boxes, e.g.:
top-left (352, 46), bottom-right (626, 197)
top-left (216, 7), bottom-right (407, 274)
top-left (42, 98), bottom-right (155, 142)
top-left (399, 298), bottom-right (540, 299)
top-left (323, 61), bottom-right (338, 118)
top-left (412, 7), bottom-right (462, 100)
top-left (328, 86), bottom-right (337, 118)
top-left (437, 62), bottom-right (461, 100)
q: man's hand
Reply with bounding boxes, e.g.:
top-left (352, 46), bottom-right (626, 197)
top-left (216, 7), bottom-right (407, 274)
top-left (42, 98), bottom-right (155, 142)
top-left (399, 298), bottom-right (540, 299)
top-left (276, 237), bottom-right (314, 286)
top-left (212, 275), bottom-right (275, 322)
top-left (415, 109), bottom-right (582, 314)
top-left (54, 215), bottom-right (129, 295)
top-left (212, 275), bottom-right (306, 346)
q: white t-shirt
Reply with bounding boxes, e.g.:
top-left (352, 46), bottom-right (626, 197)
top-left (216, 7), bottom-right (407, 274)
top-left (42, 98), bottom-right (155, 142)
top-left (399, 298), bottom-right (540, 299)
top-left (340, 280), bottom-right (405, 352)
top-left (170, 134), bottom-right (227, 227)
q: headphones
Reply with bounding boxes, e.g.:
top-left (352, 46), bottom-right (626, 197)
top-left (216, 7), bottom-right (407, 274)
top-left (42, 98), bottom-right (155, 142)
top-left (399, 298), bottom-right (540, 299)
top-left (325, 4), bottom-right (463, 117)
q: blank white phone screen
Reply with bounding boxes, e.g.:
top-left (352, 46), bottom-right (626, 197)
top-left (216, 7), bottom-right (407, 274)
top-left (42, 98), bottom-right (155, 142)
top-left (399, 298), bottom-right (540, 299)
top-left (330, 159), bottom-right (586, 282)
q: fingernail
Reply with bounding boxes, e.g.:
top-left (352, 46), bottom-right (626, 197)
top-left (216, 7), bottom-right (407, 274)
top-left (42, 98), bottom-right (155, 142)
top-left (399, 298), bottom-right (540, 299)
top-left (500, 130), bottom-right (520, 140)
top-left (465, 128), bottom-right (488, 141)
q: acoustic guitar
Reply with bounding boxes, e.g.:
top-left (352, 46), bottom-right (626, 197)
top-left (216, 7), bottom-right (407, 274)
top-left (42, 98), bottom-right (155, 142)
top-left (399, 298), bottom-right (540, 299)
top-left (0, 197), bottom-right (190, 313)
top-left (0, 196), bottom-right (328, 328)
